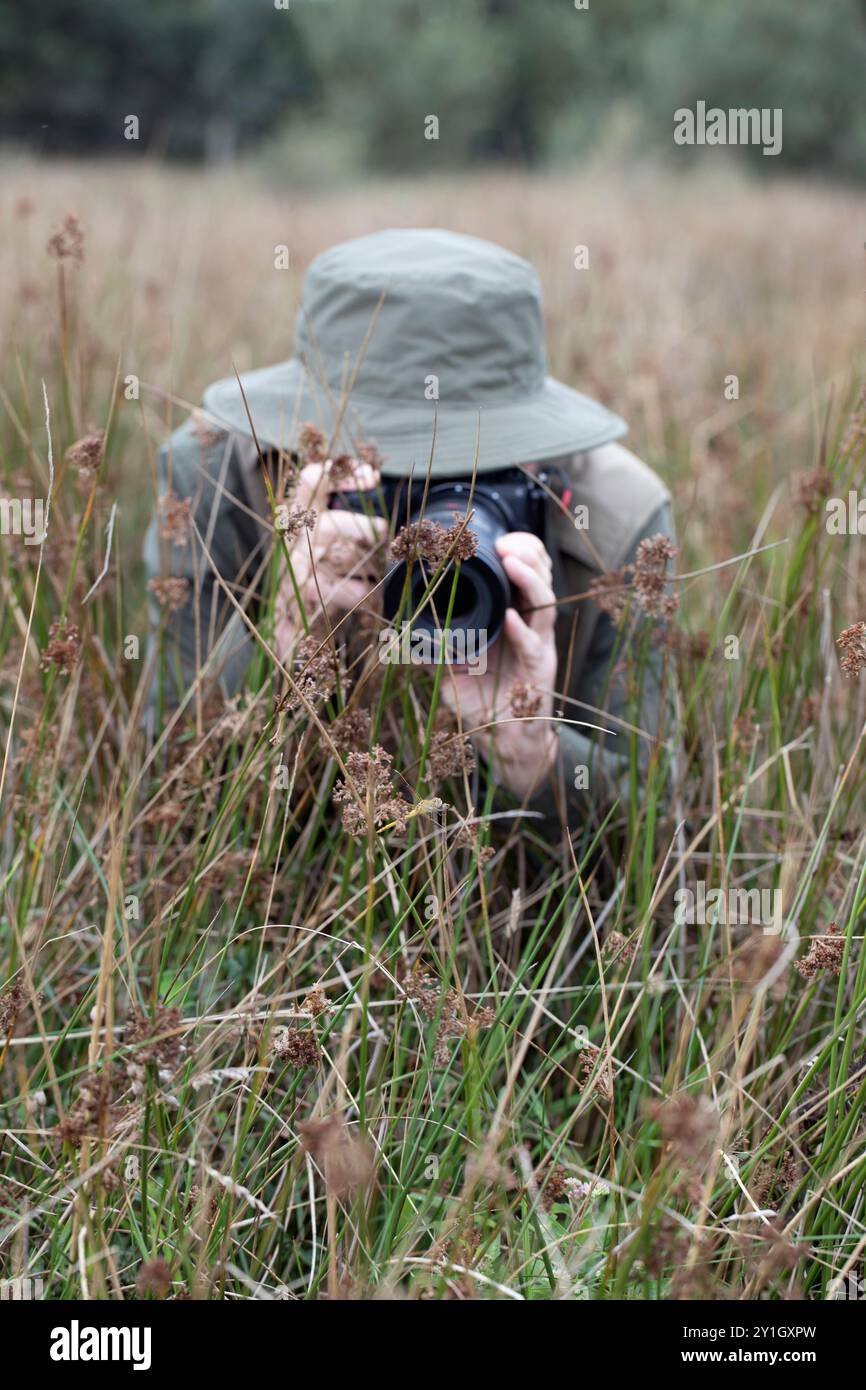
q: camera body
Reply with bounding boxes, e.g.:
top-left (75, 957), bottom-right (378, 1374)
top-left (335, 466), bottom-right (558, 657)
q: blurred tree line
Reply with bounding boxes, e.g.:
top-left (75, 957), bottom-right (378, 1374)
top-left (0, 0), bottom-right (318, 160)
top-left (2, 0), bottom-right (865, 180)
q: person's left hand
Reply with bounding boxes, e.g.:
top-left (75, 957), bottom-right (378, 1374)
top-left (438, 532), bottom-right (559, 800)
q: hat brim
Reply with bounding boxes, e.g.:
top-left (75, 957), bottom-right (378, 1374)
top-left (202, 358), bottom-right (627, 477)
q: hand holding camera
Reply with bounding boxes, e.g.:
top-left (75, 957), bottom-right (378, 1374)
top-left (437, 529), bottom-right (559, 800)
top-left (273, 458), bottom-right (387, 660)
top-left (274, 458), bottom-right (559, 800)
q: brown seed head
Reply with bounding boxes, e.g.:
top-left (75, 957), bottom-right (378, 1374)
top-left (136, 1258), bottom-right (173, 1299)
top-left (297, 1114), bottom-right (373, 1196)
top-left (271, 1026), bottom-right (321, 1070)
top-left (509, 680), bottom-right (542, 719)
top-left (837, 622), bottom-right (866, 678)
top-left (148, 577), bottom-right (190, 613)
top-left (632, 533), bottom-right (678, 620)
top-left (41, 620), bottom-right (81, 675)
top-left (47, 214), bottom-right (84, 263)
top-left (298, 422), bottom-right (328, 464)
top-left (158, 490), bottom-right (192, 546)
top-left (794, 922), bottom-right (845, 979)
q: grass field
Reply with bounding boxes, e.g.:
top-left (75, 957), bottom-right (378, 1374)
top-left (1, 157), bottom-right (866, 1300)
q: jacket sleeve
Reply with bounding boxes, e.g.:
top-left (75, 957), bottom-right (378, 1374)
top-left (143, 420), bottom-right (269, 703)
top-left (517, 498), bottom-right (677, 830)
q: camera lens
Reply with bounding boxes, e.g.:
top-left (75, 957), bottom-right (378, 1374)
top-left (383, 485), bottom-right (512, 657)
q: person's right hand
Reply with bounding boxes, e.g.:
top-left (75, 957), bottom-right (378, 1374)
top-left (274, 459), bottom-right (387, 661)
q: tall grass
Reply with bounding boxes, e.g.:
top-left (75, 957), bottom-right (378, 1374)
top-left (1, 159), bottom-right (865, 1300)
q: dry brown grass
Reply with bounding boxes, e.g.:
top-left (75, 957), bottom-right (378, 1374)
top-left (2, 157), bottom-right (866, 1302)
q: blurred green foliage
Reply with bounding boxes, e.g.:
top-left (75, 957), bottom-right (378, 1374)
top-left (0, 0), bottom-right (317, 159)
top-left (2, 0), bottom-right (865, 180)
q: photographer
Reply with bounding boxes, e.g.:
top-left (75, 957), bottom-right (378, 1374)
top-left (145, 229), bottom-right (674, 823)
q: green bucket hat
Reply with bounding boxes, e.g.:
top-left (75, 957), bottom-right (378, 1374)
top-left (203, 228), bottom-right (627, 477)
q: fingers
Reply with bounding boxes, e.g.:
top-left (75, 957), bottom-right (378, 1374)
top-left (313, 508), bottom-right (388, 548)
top-left (281, 503), bottom-right (385, 626)
top-left (332, 459), bottom-right (378, 494)
top-left (274, 578), bottom-right (372, 662)
top-left (498, 550), bottom-right (556, 636)
top-left (299, 542), bottom-right (381, 614)
top-left (503, 606), bottom-right (548, 675)
top-left (292, 457), bottom-right (380, 513)
top-left (292, 462), bottom-right (332, 514)
top-left (496, 531), bottom-right (553, 580)
top-left (275, 567), bottom-right (373, 650)
top-left (315, 574), bottom-right (371, 613)
top-left (287, 465), bottom-right (387, 584)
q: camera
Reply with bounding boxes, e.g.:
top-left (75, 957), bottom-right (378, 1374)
top-left (334, 466), bottom-right (559, 658)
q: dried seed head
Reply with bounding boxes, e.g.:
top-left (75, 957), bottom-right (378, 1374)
top-left (124, 1006), bottom-right (188, 1077)
top-left (754, 1154), bottom-right (799, 1208)
top-left (297, 1114), bottom-right (373, 1196)
top-left (538, 1162), bottom-right (569, 1210)
top-left (65, 431), bottom-right (104, 487)
top-left (794, 922), bottom-right (845, 979)
top-left (356, 442), bottom-right (383, 472)
top-left (429, 986), bottom-right (492, 1066)
top-left (468, 1004), bottom-right (495, 1036)
top-left (604, 930), bottom-right (637, 966)
top-left (401, 963), bottom-right (442, 1020)
top-left (332, 744), bottom-right (400, 835)
top-left (633, 533), bottom-right (678, 620)
top-left (300, 986), bottom-right (331, 1019)
top-left (148, 577), bottom-right (190, 612)
top-left (757, 1222), bottom-right (801, 1278)
top-left (661, 626), bottom-right (711, 660)
top-left (271, 1026), bottom-right (321, 1070)
top-left (298, 422), bottom-right (328, 464)
top-left (187, 1185), bottom-right (220, 1226)
top-left (445, 522), bottom-right (479, 563)
top-left (136, 1258), bottom-right (173, 1299)
top-left (647, 1092), bottom-right (720, 1168)
top-left (55, 1066), bottom-right (118, 1146)
top-left (509, 680), bottom-right (542, 719)
top-left (41, 620), bottom-right (81, 674)
top-left (278, 634), bottom-right (339, 712)
top-left (377, 795), bottom-right (413, 832)
top-left (0, 980), bottom-right (38, 1034)
top-left (158, 490), bottom-right (192, 546)
top-left (454, 819), bottom-right (495, 862)
top-left (426, 730), bottom-right (475, 782)
top-left (328, 454), bottom-right (357, 487)
top-left (795, 466), bottom-right (833, 513)
top-left (330, 707), bottom-right (371, 752)
top-left (47, 214), bottom-right (84, 263)
top-left (837, 621), bottom-right (866, 678)
top-left (391, 520), bottom-right (437, 563)
top-left (391, 518), bottom-right (477, 566)
top-left (577, 1042), bottom-right (614, 1102)
top-left (587, 567), bottom-right (632, 624)
top-left (731, 713), bottom-right (761, 751)
top-left (277, 503), bottom-right (317, 541)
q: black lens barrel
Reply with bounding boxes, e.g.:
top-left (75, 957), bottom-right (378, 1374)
top-left (382, 485), bottom-right (512, 655)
